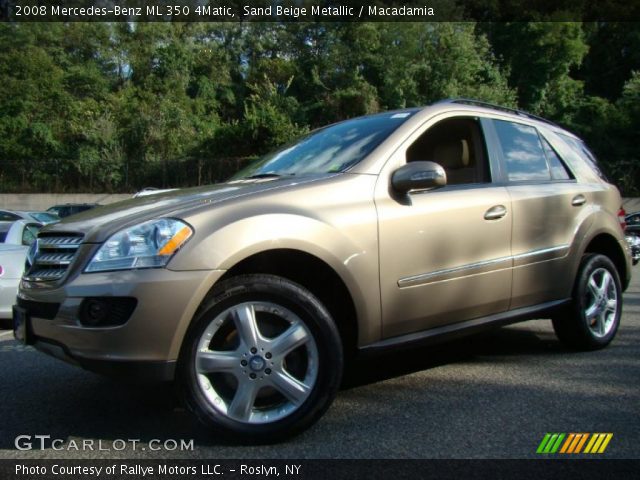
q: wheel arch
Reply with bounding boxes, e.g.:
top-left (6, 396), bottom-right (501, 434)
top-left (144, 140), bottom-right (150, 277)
top-left (217, 249), bottom-right (360, 361)
top-left (582, 232), bottom-right (630, 290)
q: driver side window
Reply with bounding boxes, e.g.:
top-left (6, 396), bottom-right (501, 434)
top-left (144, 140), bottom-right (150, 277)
top-left (406, 117), bottom-right (491, 185)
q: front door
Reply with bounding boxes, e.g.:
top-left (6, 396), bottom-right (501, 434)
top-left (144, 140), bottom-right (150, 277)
top-left (376, 115), bottom-right (512, 338)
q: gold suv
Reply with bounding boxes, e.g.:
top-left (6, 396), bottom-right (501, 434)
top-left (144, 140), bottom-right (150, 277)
top-left (14, 99), bottom-right (632, 441)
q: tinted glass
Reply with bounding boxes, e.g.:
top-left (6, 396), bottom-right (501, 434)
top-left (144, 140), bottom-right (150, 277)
top-left (494, 120), bottom-right (550, 181)
top-left (234, 110), bottom-right (417, 178)
top-left (0, 211), bottom-right (20, 221)
top-left (406, 117), bottom-right (490, 184)
top-left (22, 224), bottom-right (40, 246)
top-left (0, 223), bottom-right (10, 243)
top-left (558, 133), bottom-right (608, 181)
top-left (30, 212), bottom-right (59, 223)
top-left (542, 138), bottom-right (571, 180)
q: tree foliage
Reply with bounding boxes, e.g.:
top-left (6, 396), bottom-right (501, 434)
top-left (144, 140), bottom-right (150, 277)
top-left (0, 21), bottom-right (638, 194)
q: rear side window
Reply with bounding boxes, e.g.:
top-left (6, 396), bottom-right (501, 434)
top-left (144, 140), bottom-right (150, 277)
top-left (541, 138), bottom-right (572, 180)
top-left (558, 133), bottom-right (608, 181)
top-left (494, 120), bottom-right (550, 181)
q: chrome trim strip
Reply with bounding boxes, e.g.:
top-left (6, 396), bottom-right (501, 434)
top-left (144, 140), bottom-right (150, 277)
top-left (398, 244), bottom-right (570, 288)
top-left (398, 256), bottom-right (512, 288)
top-left (512, 244), bottom-right (568, 260)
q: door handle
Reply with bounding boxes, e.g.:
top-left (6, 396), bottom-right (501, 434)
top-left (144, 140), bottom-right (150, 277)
top-left (572, 194), bottom-right (586, 207)
top-left (484, 205), bottom-right (507, 220)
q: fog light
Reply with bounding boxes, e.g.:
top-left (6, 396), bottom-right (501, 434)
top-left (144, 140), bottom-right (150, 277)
top-left (79, 297), bottom-right (137, 327)
top-left (82, 300), bottom-right (109, 326)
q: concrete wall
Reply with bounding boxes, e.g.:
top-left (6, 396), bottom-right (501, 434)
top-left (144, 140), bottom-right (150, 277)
top-left (1, 193), bottom-right (639, 214)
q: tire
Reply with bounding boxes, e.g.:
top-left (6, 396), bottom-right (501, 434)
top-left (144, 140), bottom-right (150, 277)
top-left (178, 274), bottom-right (343, 443)
top-left (552, 254), bottom-right (622, 350)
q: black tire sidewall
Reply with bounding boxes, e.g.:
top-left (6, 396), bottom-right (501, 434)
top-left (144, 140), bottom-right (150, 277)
top-left (178, 274), bottom-right (343, 442)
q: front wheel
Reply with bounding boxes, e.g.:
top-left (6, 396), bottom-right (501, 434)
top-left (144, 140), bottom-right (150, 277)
top-left (178, 274), bottom-right (343, 442)
top-left (552, 254), bottom-right (622, 350)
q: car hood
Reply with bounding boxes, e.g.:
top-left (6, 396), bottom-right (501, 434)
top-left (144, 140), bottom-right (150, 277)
top-left (41, 175), bottom-right (331, 243)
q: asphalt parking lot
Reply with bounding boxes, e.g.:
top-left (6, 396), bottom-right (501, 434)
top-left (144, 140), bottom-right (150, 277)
top-left (1, 266), bottom-right (638, 460)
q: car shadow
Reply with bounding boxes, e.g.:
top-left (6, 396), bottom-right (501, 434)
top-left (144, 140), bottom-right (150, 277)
top-left (0, 321), bottom-right (568, 451)
top-left (341, 323), bottom-right (565, 389)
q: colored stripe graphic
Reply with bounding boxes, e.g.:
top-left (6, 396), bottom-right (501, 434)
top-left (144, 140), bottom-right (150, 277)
top-left (550, 434), bottom-right (565, 453)
top-left (597, 434), bottom-right (613, 453)
top-left (584, 433), bottom-right (614, 454)
top-left (560, 434), bottom-right (575, 453)
top-left (537, 434), bottom-right (552, 454)
top-left (574, 433), bottom-right (589, 453)
top-left (584, 434), bottom-right (599, 453)
top-left (538, 433), bottom-right (613, 454)
top-left (567, 433), bottom-right (583, 453)
top-left (537, 433), bottom-right (565, 453)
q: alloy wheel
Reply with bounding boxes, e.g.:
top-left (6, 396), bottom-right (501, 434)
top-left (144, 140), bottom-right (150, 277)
top-left (584, 267), bottom-right (618, 338)
top-left (195, 301), bottom-right (319, 424)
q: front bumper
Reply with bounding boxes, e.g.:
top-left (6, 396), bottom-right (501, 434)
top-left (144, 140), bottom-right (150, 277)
top-left (0, 277), bottom-right (19, 320)
top-left (17, 268), bottom-right (226, 380)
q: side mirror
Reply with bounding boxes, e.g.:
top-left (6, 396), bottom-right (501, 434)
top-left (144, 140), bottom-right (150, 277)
top-left (391, 161), bottom-right (447, 194)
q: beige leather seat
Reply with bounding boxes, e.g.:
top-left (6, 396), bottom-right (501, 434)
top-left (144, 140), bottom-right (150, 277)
top-left (433, 139), bottom-right (476, 184)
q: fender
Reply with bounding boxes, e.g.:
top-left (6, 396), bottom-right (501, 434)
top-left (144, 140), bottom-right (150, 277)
top-left (167, 174), bottom-right (382, 350)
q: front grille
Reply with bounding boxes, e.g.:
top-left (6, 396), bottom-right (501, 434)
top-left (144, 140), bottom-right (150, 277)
top-left (24, 233), bottom-right (84, 282)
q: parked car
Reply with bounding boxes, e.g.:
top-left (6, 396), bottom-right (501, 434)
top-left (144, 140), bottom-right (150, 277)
top-left (0, 220), bottom-right (41, 322)
top-left (625, 212), bottom-right (640, 265)
top-left (626, 234), bottom-right (640, 265)
top-left (46, 203), bottom-right (99, 218)
top-left (14, 99), bottom-right (632, 441)
top-left (0, 209), bottom-right (59, 224)
top-left (0, 220), bottom-right (41, 246)
top-left (625, 211), bottom-right (640, 236)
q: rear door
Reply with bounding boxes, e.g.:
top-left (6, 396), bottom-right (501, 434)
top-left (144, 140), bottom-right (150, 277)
top-left (486, 119), bottom-right (586, 308)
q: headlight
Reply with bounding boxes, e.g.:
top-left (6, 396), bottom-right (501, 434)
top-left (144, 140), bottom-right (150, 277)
top-left (85, 218), bottom-right (193, 273)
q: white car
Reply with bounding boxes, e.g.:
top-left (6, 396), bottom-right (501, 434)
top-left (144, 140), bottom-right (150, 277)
top-left (0, 221), bottom-right (41, 321)
top-left (0, 209), bottom-right (59, 224)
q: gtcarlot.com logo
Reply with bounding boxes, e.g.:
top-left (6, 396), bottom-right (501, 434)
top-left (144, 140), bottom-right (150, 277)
top-left (536, 433), bottom-right (613, 454)
top-left (14, 435), bottom-right (194, 452)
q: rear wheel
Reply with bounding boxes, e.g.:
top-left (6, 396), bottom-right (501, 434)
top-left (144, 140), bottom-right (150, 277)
top-left (552, 254), bottom-right (622, 350)
top-left (179, 274), bottom-right (343, 442)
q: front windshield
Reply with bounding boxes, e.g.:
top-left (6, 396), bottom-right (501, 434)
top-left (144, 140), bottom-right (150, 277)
top-left (30, 212), bottom-right (59, 223)
top-left (233, 110), bottom-right (417, 179)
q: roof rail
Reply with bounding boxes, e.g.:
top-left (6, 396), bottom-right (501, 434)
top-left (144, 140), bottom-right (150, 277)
top-left (441, 98), bottom-right (561, 128)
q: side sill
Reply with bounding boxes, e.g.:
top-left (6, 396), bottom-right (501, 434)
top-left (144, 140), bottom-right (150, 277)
top-left (359, 299), bottom-right (570, 356)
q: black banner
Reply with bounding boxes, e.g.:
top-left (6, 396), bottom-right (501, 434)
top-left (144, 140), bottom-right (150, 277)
top-left (1, 0), bottom-right (639, 22)
top-left (1, 459), bottom-right (639, 480)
